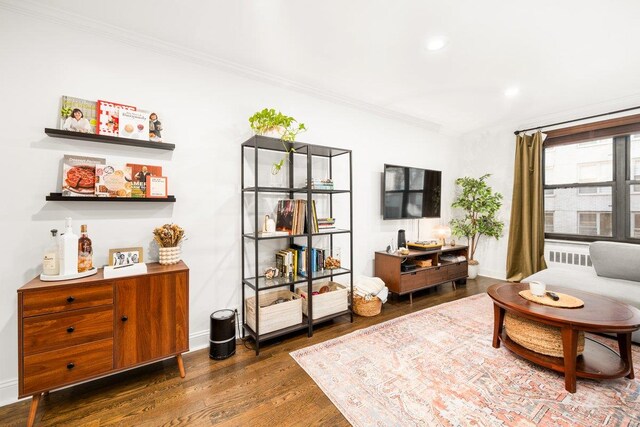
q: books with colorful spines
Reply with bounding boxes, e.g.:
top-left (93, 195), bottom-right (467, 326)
top-left (97, 100), bottom-right (136, 136)
top-left (276, 199), bottom-right (295, 234)
top-left (118, 110), bottom-right (150, 140)
top-left (59, 96), bottom-right (97, 134)
top-left (290, 244), bottom-right (307, 277)
top-left (61, 155), bottom-right (105, 197)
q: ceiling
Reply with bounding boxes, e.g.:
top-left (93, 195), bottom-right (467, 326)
top-left (15, 0), bottom-right (640, 134)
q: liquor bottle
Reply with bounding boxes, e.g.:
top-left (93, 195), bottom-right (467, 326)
top-left (59, 217), bottom-right (78, 276)
top-left (42, 229), bottom-right (59, 276)
top-left (78, 224), bottom-right (93, 272)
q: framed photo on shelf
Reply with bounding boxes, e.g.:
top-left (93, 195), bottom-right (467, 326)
top-left (108, 247), bottom-right (144, 267)
top-left (146, 176), bottom-right (168, 198)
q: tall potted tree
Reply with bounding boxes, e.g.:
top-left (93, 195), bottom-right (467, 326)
top-left (450, 174), bottom-right (504, 279)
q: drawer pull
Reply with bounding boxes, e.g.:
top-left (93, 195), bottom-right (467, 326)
top-left (66, 296), bottom-right (75, 303)
top-left (66, 326), bottom-right (75, 333)
top-left (121, 315), bottom-right (128, 322)
top-left (67, 362), bottom-right (75, 370)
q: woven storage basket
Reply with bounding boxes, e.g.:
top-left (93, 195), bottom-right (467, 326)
top-left (297, 281), bottom-right (348, 320)
top-left (353, 295), bottom-right (382, 317)
top-left (504, 312), bottom-right (584, 358)
top-left (245, 290), bottom-right (302, 335)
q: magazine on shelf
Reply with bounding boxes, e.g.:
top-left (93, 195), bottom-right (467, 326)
top-left (61, 155), bottom-right (106, 197)
top-left (95, 164), bottom-right (132, 197)
top-left (126, 163), bottom-right (162, 197)
top-left (276, 200), bottom-right (295, 234)
top-left (118, 109), bottom-right (150, 140)
top-left (97, 100), bottom-right (136, 136)
top-left (59, 96), bottom-right (97, 134)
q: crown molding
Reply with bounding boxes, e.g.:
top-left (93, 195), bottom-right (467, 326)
top-left (0, 0), bottom-right (442, 132)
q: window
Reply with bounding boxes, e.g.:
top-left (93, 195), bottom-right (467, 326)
top-left (544, 212), bottom-right (554, 233)
top-left (577, 212), bottom-right (612, 236)
top-left (543, 116), bottom-right (640, 243)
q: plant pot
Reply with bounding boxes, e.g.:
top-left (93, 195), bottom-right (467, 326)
top-left (468, 263), bottom-right (479, 279)
top-left (159, 246), bottom-right (181, 265)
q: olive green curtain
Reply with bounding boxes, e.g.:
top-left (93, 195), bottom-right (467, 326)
top-left (506, 131), bottom-right (547, 282)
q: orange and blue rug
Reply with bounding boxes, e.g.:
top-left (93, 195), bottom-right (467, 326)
top-left (291, 294), bottom-right (640, 426)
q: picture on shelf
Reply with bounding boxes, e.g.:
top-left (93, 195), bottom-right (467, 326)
top-left (127, 163), bottom-right (163, 197)
top-left (108, 247), bottom-right (143, 267)
top-left (275, 199), bottom-right (295, 234)
top-left (97, 100), bottom-right (136, 136)
top-left (146, 176), bottom-right (168, 198)
top-left (59, 96), bottom-right (97, 134)
top-left (61, 154), bottom-right (105, 197)
top-left (149, 112), bottom-right (163, 142)
top-left (95, 164), bottom-right (132, 197)
top-left (118, 109), bottom-right (150, 140)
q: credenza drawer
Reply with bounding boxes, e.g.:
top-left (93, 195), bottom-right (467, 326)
top-left (22, 339), bottom-right (113, 394)
top-left (425, 266), bottom-right (447, 285)
top-left (22, 283), bottom-right (113, 317)
top-left (23, 306), bottom-right (113, 356)
top-left (444, 262), bottom-right (467, 279)
top-left (400, 270), bottom-right (428, 292)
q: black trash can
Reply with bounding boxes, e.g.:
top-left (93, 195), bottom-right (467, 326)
top-left (209, 309), bottom-right (236, 360)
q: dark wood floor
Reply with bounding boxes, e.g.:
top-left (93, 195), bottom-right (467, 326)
top-left (1, 277), bottom-right (497, 426)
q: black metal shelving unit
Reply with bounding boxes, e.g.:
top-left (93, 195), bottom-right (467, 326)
top-left (241, 135), bottom-right (353, 355)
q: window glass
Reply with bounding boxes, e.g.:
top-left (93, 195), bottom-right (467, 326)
top-left (544, 212), bottom-right (554, 233)
top-left (544, 187), bottom-right (612, 236)
top-left (544, 139), bottom-right (613, 185)
top-left (632, 212), bottom-right (640, 238)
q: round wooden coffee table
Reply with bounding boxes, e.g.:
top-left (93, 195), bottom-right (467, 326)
top-left (488, 283), bottom-right (640, 393)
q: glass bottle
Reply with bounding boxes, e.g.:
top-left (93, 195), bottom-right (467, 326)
top-left (78, 224), bottom-right (93, 272)
top-left (43, 229), bottom-right (59, 275)
top-left (59, 217), bottom-right (78, 276)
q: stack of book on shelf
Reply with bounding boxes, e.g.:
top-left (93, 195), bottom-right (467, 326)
top-left (274, 245), bottom-right (327, 278)
top-left (306, 178), bottom-right (334, 190)
top-left (317, 217), bottom-right (335, 230)
top-left (275, 199), bottom-right (320, 235)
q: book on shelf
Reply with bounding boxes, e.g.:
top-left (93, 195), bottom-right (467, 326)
top-left (127, 163), bottom-right (163, 197)
top-left (95, 164), bottom-right (132, 197)
top-left (258, 230), bottom-right (290, 237)
top-left (61, 155), bottom-right (105, 197)
top-left (97, 100), bottom-right (136, 136)
top-left (118, 109), bottom-right (150, 140)
top-left (59, 96), bottom-right (97, 134)
top-left (306, 178), bottom-right (334, 190)
top-left (276, 199), bottom-right (320, 235)
top-left (275, 199), bottom-right (295, 234)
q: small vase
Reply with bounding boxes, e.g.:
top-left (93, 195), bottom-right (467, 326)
top-left (159, 246), bottom-right (181, 265)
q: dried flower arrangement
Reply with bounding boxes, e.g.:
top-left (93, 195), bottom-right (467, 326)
top-left (153, 223), bottom-right (185, 248)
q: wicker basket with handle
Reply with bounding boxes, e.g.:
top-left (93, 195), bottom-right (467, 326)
top-left (353, 295), bottom-right (382, 317)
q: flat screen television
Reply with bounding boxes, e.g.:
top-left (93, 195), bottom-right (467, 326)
top-left (382, 164), bottom-right (441, 219)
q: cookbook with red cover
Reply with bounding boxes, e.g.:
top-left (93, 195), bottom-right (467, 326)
top-left (96, 100), bottom-right (136, 136)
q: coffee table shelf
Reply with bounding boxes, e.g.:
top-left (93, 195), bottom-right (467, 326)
top-left (500, 332), bottom-right (629, 379)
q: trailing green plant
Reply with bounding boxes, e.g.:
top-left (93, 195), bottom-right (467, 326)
top-left (449, 174), bottom-right (504, 263)
top-left (248, 108), bottom-right (307, 174)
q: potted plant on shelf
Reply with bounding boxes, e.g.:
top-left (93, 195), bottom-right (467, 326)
top-left (450, 174), bottom-right (504, 279)
top-left (248, 108), bottom-right (306, 175)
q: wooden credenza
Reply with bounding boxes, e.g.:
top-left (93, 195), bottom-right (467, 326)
top-left (18, 261), bottom-right (189, 427)
top-left (375, 245), bottom-right (468, 303)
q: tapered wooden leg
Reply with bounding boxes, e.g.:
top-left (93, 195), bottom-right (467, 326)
top-left (492, 304), bottom-right (505, 348)
top-left (452, 280), bottom-right (456, 290)
top-left (27, 393), bottom-right (41, 427)
top-left (617, 332), bottom-right (634, 379)
top-left (561, 327), bottom-right (578, 393)
top-left (176, 354), bottom-right (186, 378)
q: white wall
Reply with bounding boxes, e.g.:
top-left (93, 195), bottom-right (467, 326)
top-left (0, 11), bottom-right (458, 405)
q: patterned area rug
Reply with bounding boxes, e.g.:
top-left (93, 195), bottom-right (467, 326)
top-left (290, 294), bottom-right (640, 427)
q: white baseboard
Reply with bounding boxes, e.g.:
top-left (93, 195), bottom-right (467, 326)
top-left (0, 328), bottom-right (212, 408)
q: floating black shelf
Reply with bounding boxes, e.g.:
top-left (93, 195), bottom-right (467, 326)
top-left (46, 193), bottom-right (176, 202)
top-left (45, 128), bottom-right (176, 151)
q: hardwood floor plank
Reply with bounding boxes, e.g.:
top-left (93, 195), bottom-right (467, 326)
top-left (0, 278), bottom-right (497, 426)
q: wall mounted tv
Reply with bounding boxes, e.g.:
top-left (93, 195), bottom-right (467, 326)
top-left (382, 164), bottom-right (441, 219)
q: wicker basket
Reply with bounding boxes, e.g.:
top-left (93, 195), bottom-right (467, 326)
top-left (504, 312), bottom-right (584, 358)
top-left (353, 295), bottom-right (382, 317)
top-left (245, 290), bottom-right (302, 335)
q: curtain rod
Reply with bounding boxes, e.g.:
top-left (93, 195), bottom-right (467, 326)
top-left (513, 105), bottom-right (640, 135)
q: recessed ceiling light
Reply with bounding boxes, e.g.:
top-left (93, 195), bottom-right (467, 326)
top-left (426, 37), bottom-right (447, 51)
top-left (504, 87), bottom-right (520, 98)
